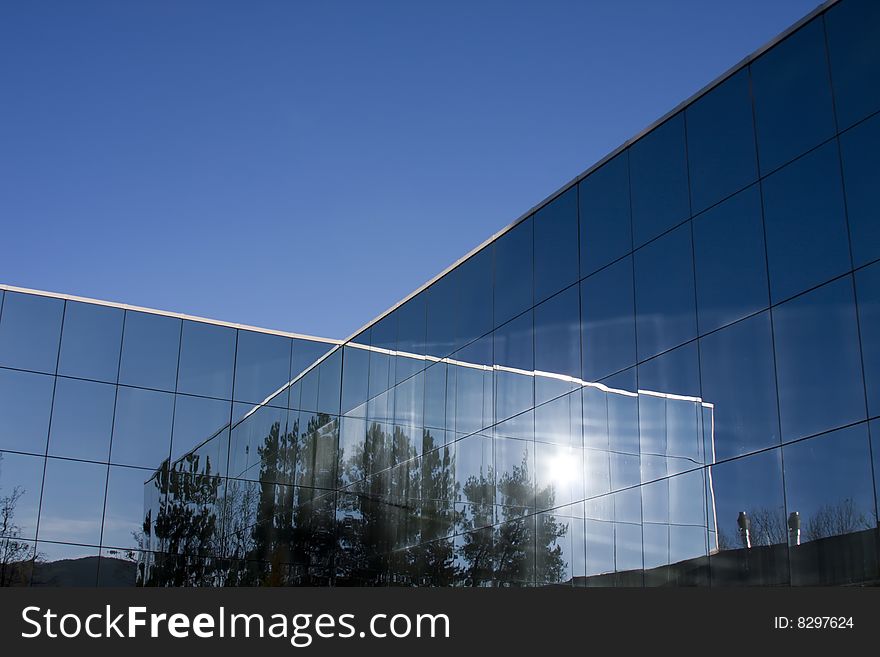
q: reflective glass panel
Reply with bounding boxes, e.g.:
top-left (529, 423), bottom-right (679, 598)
top-left (493, 216), bottom-right (533, 327)
top-left (839, 112), bottom-right (880, 267)
top-left (581, 257), bottom-right (635, 382)
top-left (534, 187), bottom-right (578, 303)
top-left (291, 338), bottom-right (332, 379)
top-left (699, 312), bottom-right (779, 461)
top-left (762, 140), bottom-right (850, 304)
top-left (772, 277), bottom-right (865, 441)
top-left (170, 394), bottom-right (231, 463)
top-left (693, 185), bottom-right (769, 334)
top-left (0, 292), bottom-right (63, 374)
top-left (316, 348), bottom-right (342, 416)
top-left (456, 246), bottom-right (493, 347)
top-left (425, 268), bottom-right (457, 359)
top-left (109, 386), bottom-right (174, 469)
top-left (825, 0), bottom-right (880, 130)
top-left (630, 113), bottom-right (689, 247)
top-left (38, 458), bottom-right (107, 545)
top-left (493, 312), bottom-right (534, 422)
top-left (32, 542), bottom-right (99, 586)
top-left (0, 450), bottom-right (45, 540)
top-left (341, 345), bottom-right (370, 416)
top-left (233, 330), bottom-right (291, 405)
top-left (534, 285), bottom-right (580, 403)
top-left (176, 320), bottom-right (236, 400)
top-left (751, 17), bottom-right (835, 174)
top-left (101, 465), bottom-right (151, 551)
top-left (118, 311), bottom-right (181, 392)
top-left (579, 152), bottom-right (631, 275)
top-left (634, 223), bottom-right (696, 361)
top-left (0, 368), bottom-right (54, 454)
top-left (686, 69), bottom-right (758, 213)
top-left (58, 301), bottom-right (123, 383)
top-left (47, 377), bottom-right (115, 462)
top-left (783, 424), bottom-right (878, 586)
top-left (856, 262), bottom-right (880, 418)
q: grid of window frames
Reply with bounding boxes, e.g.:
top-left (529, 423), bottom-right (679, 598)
top-left (0, 289), bottom-right (335, 586)
top-left (2, 0), bottom-right (879, 587)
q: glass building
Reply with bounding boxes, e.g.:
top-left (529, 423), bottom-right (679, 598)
top-left (2, 0), bottom-right (879, 586)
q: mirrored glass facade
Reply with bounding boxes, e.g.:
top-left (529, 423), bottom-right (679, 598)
top-left (1, 0), bottom-right (878, 587)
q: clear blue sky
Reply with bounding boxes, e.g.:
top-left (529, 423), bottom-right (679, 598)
top-left (0, 0), bottom-right (819, 339)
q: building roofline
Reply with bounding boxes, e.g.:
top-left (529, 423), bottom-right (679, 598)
top-left (0, 282), bottom-right (342, 345)
top-left (340, 0), bottom-right (840, 345)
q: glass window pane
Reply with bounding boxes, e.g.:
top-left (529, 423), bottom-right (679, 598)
top-left (395, 294), bottom-right (426, 357)
top-left (233, 330), bottom-right (291, 405)
top-left (693, 185), bottom-right (769, 334)
top-left (634, 223), bottom-right (696, 361)
top-left (109, 386), bottom-right (174, 469)
top-left (581, 257), bottom-right (636, 381)
top-left (825, 0), bottom-right (880, 130)
top-left (783, 424), bottom-right (878, 585)
top-left (0, 292), bottom-right (63, 374)
top-left (686, 69), bottom-right (758, 213)
top-left (0, 450), bottom-right (45, 540)
top-left (751, 17), bottom-right (835, 174)
top-left (699, 312), bottom-right (779, 461)
top-left (425, 269), bottom-right (458, 359)
top-left (579, 152), bottom-right (631, 275)
top-left (534, 187), bottom-right (578, 303)
top-left (291, 338), bottom-right (332, 379)
top-left (118, 311), bottom-right (181, 392)
top-left (316, 348), bottom-right (342, 416)
top-left (33, 542), bottom-right (99, 586)
top-left (773, 277), bottom-right (865, 441)
top-left (456, 246), bottom-right (493, 347)
top-left (856, 263), bottom-right (880, 418)
top-left (176, 320), bottom-right (236, 399)
top-left (534, 285), bottom-right (580, 403)
top-left (493, 216), bottom-right (533, 327)
top-left (38, 458), bottom-right (107, 545)
top-left (707, 449), bottom-right (788, 586)
top-left (171, 394), bottom-right (231, 463)
top-left (839, 112), bottom-right (880, 268)
top-left (0, 368), bottom-right (54, 454)
top-left (493, 312), bottom-right (534, 422)
top-left (101, 465), bottom-right (151, 551)
top-left (638, 341), bottom-right (700, 399)
top-left (762, 140), bottom-right (850, 304)
top-left (58, 301), bottom-right (123, 383)
top-left (341, 345), bottom-right (370, 416)
top-left (630, 113), bottom-right (689, 247)
top-left (47, 377), bottom-right (115, 462)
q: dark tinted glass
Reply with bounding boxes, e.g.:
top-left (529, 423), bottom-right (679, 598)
top-left (856, 262), bottom-right (880, 418)
top-left (425, 268), bottom-right (458, 359)
top-left (176, 321), bottom-right (236, 399)
top-left (47, 377), bottom-right (115, 462)
top-left (493, 216), bottom-right (533, 327)
top-left (534, 187), bottom-right (578, 303)
top-left (708, 449), bottom-right (788, 585)
top-left (58, 301), bottom-right (123, 383)
top-left (395, 294), bottom-right (426, 357)
top-left (638, 342), bottom-right (700, 399)
top-left (38, 458), bottom-right (107, 545)
top-left (751, 17), bottom-right (835, 174)
top-left (494, 312), bottom-right (534, 422)
top-left (686, 69), bottom-right (758, 213)
top-left (772, 277), bottom-right (865, 441)
top-left (634, 223), bottom-right (696, 361)
top-left (456, 246), bottom-right (493, 347)
top-left (630, 113), bottom-right (689, 247)
top-left (839, 112), bottom-right (880, 268)
top-left (101, 465), bottom-right (150, 551)
top-left (825, 0), bottom-right (880, 130)
top-left (118, 311), bottom-right (181, 392)
top-left (580, 257), bottom-right (635, 381)
top-left (783, 424), bottom-right (878, 586)
top-left (340, 345), bottom-right (370, 416)
top-left (762, 140), bottom-right (850, 304)
top-left (233, 330), bottom-right (291, 405)
top-left (0, 292), bottom-right (63, 374)
top-left (292, 338), bottom-right (332, 379)
top-left (693, 185), bottom-right (769, 333)
top-left (0, 450), bottom-right (45, 540)
top-left (579, 152), bottom-right (631, 275)
top-left (534, 284), bottom-right (580, 382)
top-left (316, 348), bottom-right (342, 416)
top-left (699, 312), bottom-right (779, 461)
top-left (171, 394), bottom-right (231, 462)
top-left (0, 368), bottom-right (53, 454)
top-left (109, 386), bottom-right (174, 468)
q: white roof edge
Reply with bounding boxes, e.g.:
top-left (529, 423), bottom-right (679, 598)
top-left (339, 0), bottom-right (840, 346)
top-left (0, 282), bottom-right (342, 345)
